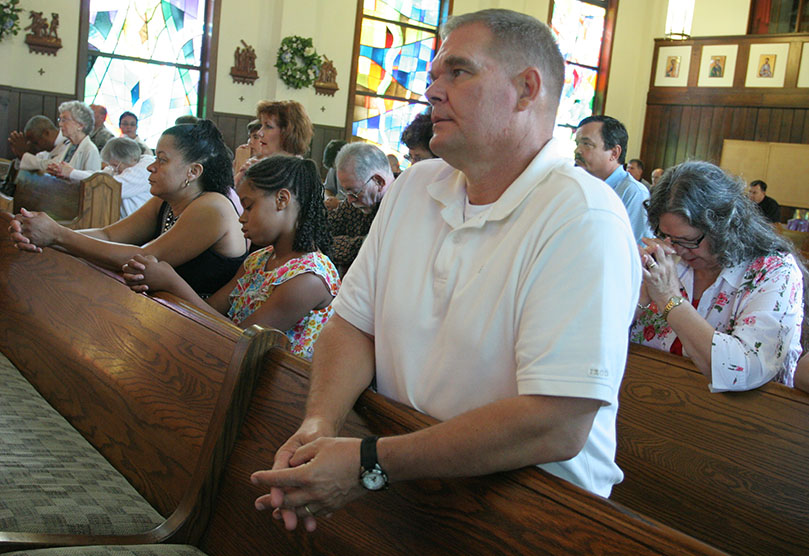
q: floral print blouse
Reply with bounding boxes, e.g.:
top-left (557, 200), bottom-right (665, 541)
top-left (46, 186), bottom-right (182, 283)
top-left (227, 248), bottom-right (341, 360)
top-left (630, 252), bottom-right (803, 391)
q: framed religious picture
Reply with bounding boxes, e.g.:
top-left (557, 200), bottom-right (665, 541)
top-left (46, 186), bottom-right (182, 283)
top-left (745, 43), bottom-right (789, 87)
top-left (697, 44), bottom-right (738, 87)
top-left (798, 42), bottom-right (809, 88)
top-left (654, 45), bottom-right (691, 87)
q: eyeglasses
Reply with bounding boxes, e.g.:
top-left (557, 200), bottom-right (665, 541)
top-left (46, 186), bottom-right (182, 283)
top-left (345, 176), bottom-right (374, 202)
top-left (655, 228), bottom-right (705, 249)
top-left (405, 153), bottom-right (428, 163)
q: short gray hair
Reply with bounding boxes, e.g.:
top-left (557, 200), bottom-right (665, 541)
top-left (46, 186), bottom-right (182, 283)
top-left (441, 9), bottom-right (564, 105)
top-left (100, 136), bottom-right (142, 166)
top-left (58, 101), bottom-right (95, 135)
top-left (335, 142), bottom-right (391, 183)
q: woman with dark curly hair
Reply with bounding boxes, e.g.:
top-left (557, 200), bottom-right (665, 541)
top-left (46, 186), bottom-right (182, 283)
top-left (631, 160), bottom-right (806, 391)
top-left (9, 120), bottom-right (247, 297)
top-left (123, 156), bottom-right (339, 360)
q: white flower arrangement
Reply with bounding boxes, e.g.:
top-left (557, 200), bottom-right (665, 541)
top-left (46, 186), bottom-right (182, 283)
top-left (0, 0), bottom-right (22, 42)
top-left (275, 35), bottom-right (322, 89)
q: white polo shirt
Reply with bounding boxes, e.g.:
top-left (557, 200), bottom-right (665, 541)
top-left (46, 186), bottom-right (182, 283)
top-left (333, 138), bottom-right (641, 497)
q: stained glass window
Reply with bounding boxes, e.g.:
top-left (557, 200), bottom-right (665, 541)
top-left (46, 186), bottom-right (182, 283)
top-left (84, 0), bottom-right (208, 148)
top-left (350, 0), bottom-right (449, 165)
top-left (551, 0), bottom-right (616, 142)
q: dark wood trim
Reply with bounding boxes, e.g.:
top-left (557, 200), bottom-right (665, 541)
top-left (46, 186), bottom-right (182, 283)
top-left (200, 0), bottom-right (220, 118)
top-left (76, 0), bottom-right (90, 99)
top-left (594, 0), bottom-right (618, 114)
top-left (344, 0), bottom-right (366, 139)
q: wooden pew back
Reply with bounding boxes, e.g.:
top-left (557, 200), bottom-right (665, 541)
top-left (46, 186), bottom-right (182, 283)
top-left (0, 213), bottom-right (286, 549)
top-left (613, 344), bottom-right (809, 555)
top-left (11, 170), bottom-right (121, 228)
top-left (197, 349), bottom-right (721, 556)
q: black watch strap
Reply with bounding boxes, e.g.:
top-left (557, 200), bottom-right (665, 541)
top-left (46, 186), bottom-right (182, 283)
top-left (360, 435), bottom-right (379, 471)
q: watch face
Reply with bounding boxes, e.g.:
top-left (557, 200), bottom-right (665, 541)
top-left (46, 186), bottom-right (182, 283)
top-left (361, 469), bottom-right (387, 490)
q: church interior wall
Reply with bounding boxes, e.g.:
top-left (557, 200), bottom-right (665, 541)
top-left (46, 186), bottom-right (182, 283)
top-left (0, 0), bottom-right (755, 163)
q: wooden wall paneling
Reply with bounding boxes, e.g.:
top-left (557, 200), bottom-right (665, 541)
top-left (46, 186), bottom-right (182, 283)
top-left (779, 109), bottom-right (795, 141)
top-left (0, 88), bottom-right (16, 160)
top-left (768, 109), bottom-right (784, 142)
top-left (693, 106), bottom-right (713, 162)
top-left (789, 109), bottom-right (805, 142)
top-left (742, 107), bottom-right (758, 139)
top-left (706, 107), bottom-right (728, 164)
top-left (222, 116), bottom-right (240, 153)
top-left (755, 108), bottom-right (772, 141)
top-left (675, 106), bottom-right (692, 163)
top-left (801, 110), bottom-right (809, 143)
top-left (638, 103), bottom-right (657, 171)
top-left (685, 106), bottom-right (702, 160)
top-left (651, 105), bottom-right (668, 170)
top-left (664, 106), bottom-right (683, 168)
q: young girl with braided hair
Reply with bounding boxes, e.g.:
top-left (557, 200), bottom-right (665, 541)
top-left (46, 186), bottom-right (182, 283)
top-left (123, 155), bottom-right (340, 360)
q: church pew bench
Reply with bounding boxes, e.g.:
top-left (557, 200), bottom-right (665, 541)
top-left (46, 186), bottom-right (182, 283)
top-left (8, 170), bottom-right (122, 229)
top-left (613, 343), bottom-right (809, 555)
top-left (195, 348), bottom-right (722, 556)
top-left (0, 213), bottom-right (287, 552)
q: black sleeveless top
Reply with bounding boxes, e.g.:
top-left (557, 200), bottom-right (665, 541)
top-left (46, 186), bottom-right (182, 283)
top-left (155, 199), bottom-right (247, 298)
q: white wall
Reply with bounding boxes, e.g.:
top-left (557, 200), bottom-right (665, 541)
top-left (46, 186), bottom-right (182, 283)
top-left (0, 0), bottom-right (754, 142)
top-left (214, 0), bottom-right (356, 127)
top-left (0, 0), bottom-right (80, 94)
top-left (605, 0), bottom-right (670, 160)
top-left (692, 0), bottom-right (750, 37)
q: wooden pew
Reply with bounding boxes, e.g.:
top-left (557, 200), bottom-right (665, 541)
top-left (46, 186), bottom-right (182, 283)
top-left (0, 211), bottom-right (287, 552)
top-left (196, 348), bottom-right (722, 556)
top-left (8, 170), bottom-right (122, 229)
top-left (613, 344), bottom-right (809, 555)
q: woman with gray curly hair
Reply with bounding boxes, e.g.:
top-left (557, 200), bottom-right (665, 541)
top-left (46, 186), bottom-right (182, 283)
top-left (631, 160), bottom-right (806, 391)
top-left (47, 100), bottom-right (101, 173)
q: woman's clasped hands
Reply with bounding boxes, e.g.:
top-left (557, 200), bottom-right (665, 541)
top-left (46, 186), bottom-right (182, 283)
top-left (638, 237), bottom-right (681, 309)
top-left (122, 254), bottom-right (177, 294)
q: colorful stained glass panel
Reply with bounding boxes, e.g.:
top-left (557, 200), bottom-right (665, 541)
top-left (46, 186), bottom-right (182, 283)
top-left (88, 0), bottom-right (205, 66)
top-left (363, 0), bottom-right (441, 28)
top-left (556, 63), bottom-right (597, 128)
top-left (357, 19), bottom-right (434, 99)
top-left (551, 0), bottom-right (606, 68)
top-left (85, 56), bottom-right (199, 148)
top-left (352, 94), bottom-right (429, 157)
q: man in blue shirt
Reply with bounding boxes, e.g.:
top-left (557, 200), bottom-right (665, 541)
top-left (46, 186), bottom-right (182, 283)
top-left (574, 115), bottom-right (653, 243)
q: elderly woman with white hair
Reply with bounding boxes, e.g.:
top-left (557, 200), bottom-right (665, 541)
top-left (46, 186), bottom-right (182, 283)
top-left (632, 160), bottom-right (806, 392)
top-left (48, 136), bottom-right (154, 218)
top-left (46, 100), bottom-right (101, 173)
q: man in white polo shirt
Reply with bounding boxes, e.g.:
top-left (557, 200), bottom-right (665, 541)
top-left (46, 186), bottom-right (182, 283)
top-left (252, 8), bottom-right (641, 531)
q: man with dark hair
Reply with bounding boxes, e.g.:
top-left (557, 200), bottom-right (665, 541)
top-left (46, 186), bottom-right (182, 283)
top-left (575, 115), bottom-right (653, 242)
top-left (400, 111), bottom-right (436, 164)
top-left (748, 179), bottom-right (780, 223)
top-left (322, 139), bottom-right (348, 209)
top-left (252, 9), bottom-right (640, 531)
top-left (627, 158), bottom-right (651, 189)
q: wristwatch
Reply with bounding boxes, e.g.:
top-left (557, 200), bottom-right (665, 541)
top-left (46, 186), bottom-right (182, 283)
top-left (662, 295), bottom-right (685, 321)
top-left (359, 435), bottom-right (389, 491)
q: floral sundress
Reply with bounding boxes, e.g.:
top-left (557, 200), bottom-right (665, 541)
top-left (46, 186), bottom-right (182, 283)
top-left (227, 247), bottom-right (341, 360)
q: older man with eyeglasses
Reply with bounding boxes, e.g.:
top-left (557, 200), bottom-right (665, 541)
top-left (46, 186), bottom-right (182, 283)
top-left (328, 142), bottom-right (394, 276)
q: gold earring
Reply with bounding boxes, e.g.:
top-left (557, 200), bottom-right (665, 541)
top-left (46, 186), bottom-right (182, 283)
top-left (184, 178), bottom-right (189, 187)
